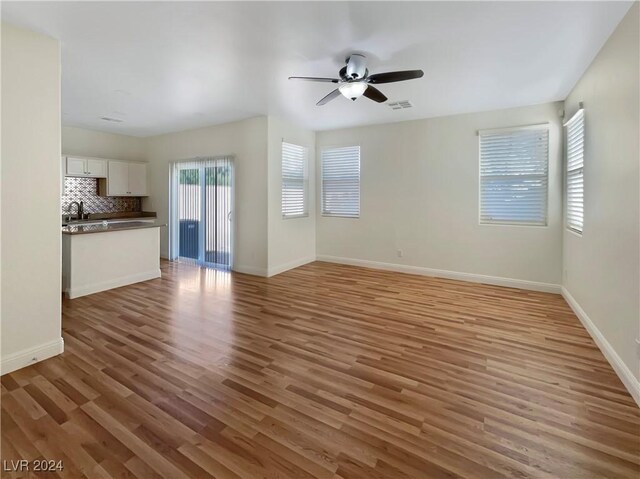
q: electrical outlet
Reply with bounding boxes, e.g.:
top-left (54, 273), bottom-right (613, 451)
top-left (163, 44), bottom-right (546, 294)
top-left (397, 249), bottom-right (403, 258)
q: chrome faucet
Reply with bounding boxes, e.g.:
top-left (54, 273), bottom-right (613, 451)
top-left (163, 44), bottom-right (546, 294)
top-left (68, 201), bottom-right (84, 220)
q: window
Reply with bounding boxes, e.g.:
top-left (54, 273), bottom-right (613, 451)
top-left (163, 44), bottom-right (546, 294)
top-left (479, 125), bottom-right (549, 225)
top-left (281, 142), bottom-right (308, 218)
top-left (565, 109), bottom-right (584, 234)
top-left (321, 146), bottom-right (360, 218)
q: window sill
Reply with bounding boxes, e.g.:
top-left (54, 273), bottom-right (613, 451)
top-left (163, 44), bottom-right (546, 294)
top-left (479, 221), bottom-right (547, 228)
top-left (566, 227), bottom-right (583, 238)
top-left (321, 214), bottom-right (360, 219)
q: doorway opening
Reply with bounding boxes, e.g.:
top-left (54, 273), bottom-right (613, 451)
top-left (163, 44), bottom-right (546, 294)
top-left (169, 157), bottom-right (234, 270)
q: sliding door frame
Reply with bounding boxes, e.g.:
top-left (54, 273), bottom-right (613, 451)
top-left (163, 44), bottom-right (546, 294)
top-left (169, 156), bottom-right (235, 270)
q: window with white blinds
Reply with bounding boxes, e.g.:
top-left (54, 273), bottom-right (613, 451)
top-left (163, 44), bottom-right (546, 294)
top-left (565, 109), bottom-right (584, 234)
top-left (479, 125), bottom-right (549, 225)
top-left (281, 142), bottom-right (308, 218)
top-left (321, 146), bottom-right (360, 218)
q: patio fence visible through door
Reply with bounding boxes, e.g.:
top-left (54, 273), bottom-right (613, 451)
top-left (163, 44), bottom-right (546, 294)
top-left (169, 156), bottom-right (233, 270)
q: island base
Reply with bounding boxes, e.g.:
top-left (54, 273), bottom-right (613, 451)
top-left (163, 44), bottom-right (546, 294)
top-left (62, 226), bottom-right (161, 299)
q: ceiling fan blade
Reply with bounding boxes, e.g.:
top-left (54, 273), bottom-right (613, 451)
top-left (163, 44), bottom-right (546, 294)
top-left (316, 89), bottom-right (341, 106)
top-left (289, 76), bottom-right (340, 83)
top-left (363, 85), bottom-right (387, 103)
top-left (367, 70), bottom-right (424, 84)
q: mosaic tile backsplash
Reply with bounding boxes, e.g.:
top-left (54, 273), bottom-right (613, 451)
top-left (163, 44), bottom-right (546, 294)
top-left (62, 177), bottom-right (141, 215)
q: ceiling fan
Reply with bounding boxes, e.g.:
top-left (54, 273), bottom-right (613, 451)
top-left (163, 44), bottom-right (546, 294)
top-left (289, 53), bottom-right (424, 106)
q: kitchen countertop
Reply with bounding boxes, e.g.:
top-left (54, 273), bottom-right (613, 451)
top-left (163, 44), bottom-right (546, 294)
top-left (62, 211), bottom-right (157, 226)
top-left (62, 221), bottom-right (166, 235)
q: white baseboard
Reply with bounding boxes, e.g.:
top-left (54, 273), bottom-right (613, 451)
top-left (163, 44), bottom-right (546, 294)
top-left (1, 337), bottom-right (64, 376)
top-left (561, 287), bottom-right (640, 407)
top-left (316, 255), bottom-right (561, 293)
top-left (233, 265), bottom-right (268, 277)
top-left (65, 269), bottom-right (161, 299)
top-left (267, 256), bottom-right (316, 277)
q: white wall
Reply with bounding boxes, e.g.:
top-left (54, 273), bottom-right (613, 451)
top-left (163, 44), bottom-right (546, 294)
top-left (563, 4), bottom-right (639, 391)
top-left (62, 126), bottom-right (146, 161)
top-left (144, 117), bottom-right (269, 274)
top-left (316, 102), bottom-right (564, 289)
top-left (267, 116), bottom-right (316, 275)
top-left (1, 23), bottom-right (63, 373)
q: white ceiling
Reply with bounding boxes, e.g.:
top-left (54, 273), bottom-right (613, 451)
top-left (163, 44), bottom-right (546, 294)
top-left (2, 1), bottom-right (633, 137)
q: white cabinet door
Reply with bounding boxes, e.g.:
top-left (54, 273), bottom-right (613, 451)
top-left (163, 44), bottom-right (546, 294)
top-left (128, 163), bottom-right (147, 196)
top-left (66, 157), bottom-right (86, 176)
top-left (86, 158), bottom-right (107, 178)
top-left (107, 161), bottom-right (130, 196)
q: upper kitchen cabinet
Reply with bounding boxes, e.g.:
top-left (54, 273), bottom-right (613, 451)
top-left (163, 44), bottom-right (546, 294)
top-left (64, 155), bottom-right (107, 178)
top-left (98, 160), bottom-right (148, 197)
top-left (128, 162), bottom-right (147, 195)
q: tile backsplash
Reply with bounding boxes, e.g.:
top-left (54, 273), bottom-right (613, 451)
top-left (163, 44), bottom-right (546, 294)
top-left (62, 177), bottom-right (141, 215)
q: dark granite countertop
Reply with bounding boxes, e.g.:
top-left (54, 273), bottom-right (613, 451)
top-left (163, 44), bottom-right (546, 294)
top-left (62, 221), bottom-right (166, 235)
top-left (62, 211), bottom-right (157, 226)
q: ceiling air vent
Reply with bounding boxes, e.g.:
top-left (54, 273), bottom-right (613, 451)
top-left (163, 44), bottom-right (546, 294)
top-left (100, 116), bottom-right (124, 123)
top-left (388, 100), bottom-right (413, 110)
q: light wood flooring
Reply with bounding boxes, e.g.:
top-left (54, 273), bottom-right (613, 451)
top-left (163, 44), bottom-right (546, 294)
top-left (1, 260), bottom-right (639, 478)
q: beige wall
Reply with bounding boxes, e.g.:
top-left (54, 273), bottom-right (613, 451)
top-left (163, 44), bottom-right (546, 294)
top-left (267, 116), bottom-right (316, 275)
top-left (563, 4), bottom-right (640, 385)
top-left (316, 102), bottom-right (564, 288)
top-left (62, 126), bottom-right (146, 161)
top-left (1, 23), bottom-right (62, 372)
top-left (144, 117), bottom-right (269, 274)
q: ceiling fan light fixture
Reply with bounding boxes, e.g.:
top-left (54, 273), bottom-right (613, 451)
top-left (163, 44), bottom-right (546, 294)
top-left (339, 82), bottom-right (367, 101)
top-left (290, 54), bottom-right (423, 106)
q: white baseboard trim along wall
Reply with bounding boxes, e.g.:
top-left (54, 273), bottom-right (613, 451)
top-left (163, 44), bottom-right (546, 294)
top-left (267, 257), bottom-right (316, 277)
top-left (233, 265), bottom-right (268, 277)
top-left (65, 269), bottom-right (161, 299)
top-left (316, 255), bottom-right (562, 293)
top-left (1, 337), bottom-right (64, 375)
top-left (234, 257), bottom-right (316, 277)
top-left (561, 287), bottom-right (640, 408)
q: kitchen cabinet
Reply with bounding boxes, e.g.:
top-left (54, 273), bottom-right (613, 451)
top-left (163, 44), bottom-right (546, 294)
top-left (64, 156), bottom-right (107, 178)
top-left (98, 161), bottom-right (148, 197)
top-left (86, 158), bottom-right (107, 177)
top-left (106, 161), bottom-right (129, 195)
top-left (128, 162), bottom-right (147, 196)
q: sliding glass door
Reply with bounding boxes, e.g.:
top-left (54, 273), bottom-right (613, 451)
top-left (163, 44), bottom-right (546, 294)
top-left (170, 157), bottom-right (233, 270)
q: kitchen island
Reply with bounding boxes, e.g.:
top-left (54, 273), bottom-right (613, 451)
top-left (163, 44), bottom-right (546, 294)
top-left (62, 220), bottom-right (165, 299)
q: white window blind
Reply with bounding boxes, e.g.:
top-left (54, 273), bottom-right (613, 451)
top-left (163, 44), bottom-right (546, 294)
top-left (565, 109), bottom-right (584, 233)
top-left (321, 146), bottom-right (360, 218)
top-left (281, 142), bottom-right (308, 218)
top-left (479, 125), bottom-right (549, 225)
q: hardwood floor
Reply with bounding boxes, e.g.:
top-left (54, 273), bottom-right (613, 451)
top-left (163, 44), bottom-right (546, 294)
top-left (2, 261), bottom-right (639, 478)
